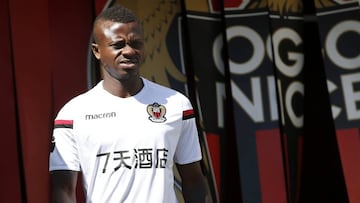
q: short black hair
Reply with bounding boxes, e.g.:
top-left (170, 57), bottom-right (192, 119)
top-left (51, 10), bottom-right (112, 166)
top-left (92, 5), bottom-right (143, 43)
top-left (94, 5), bottom-right (139, 24)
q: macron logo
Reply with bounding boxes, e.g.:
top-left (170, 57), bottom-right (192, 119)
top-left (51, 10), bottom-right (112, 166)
top-left (85, 112), bottom-right (117, 120)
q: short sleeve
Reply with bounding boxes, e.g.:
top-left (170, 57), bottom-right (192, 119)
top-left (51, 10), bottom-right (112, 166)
top-left (49, 105), bottom-right (80, 172)
top-left (173, 98), bottom-right (202, 164)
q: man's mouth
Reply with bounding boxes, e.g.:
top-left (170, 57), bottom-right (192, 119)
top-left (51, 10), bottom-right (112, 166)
top-left (119, 59), bottom-right (138, 68)
top-left (121, 60), bottom-right (133, 64)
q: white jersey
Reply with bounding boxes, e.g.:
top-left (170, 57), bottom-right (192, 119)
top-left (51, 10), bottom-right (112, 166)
top-left (49, 78), bottom-right (202, 203)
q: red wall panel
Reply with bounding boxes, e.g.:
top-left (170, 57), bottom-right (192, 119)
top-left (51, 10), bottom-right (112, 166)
top-left (0, 0), bottom-right (23, 202)
top-left (9, 0), bottom-right (52, 202)
top-left (6, 0), bottom-right (93, 202)
top-left (49, 0), bottom-right (92, 112)
top-left (336, 128), bottom-right (360, 203)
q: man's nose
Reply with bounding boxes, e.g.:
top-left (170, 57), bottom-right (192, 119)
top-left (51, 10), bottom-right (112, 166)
top-left (122, 44), bottom-right (136, 56)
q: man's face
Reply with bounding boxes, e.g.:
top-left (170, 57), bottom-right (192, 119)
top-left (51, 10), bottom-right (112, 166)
top-left (92, 20), bottom-right (145, 81)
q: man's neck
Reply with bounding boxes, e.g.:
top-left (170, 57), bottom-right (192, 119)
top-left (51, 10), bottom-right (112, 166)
top-left (102, 76), bottom-right (143, 98)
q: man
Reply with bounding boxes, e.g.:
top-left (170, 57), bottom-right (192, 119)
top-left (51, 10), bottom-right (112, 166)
top-left (49, 5), bottom-right (212, 203)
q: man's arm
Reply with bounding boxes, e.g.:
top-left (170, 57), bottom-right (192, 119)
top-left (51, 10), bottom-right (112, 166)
top-left (50, 170), bottom-right (78, 203)
top-left (177, 161), bottom-right (213, 203)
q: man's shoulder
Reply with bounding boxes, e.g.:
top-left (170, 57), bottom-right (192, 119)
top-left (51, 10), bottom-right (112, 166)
top-left (56, 83), bottom-right (102, 115)
top-left (142, 78), bottom-right (193, 108)
top-left (143, 78), bottom-right (185, 97)
top-left (66, 86), bottom-right (99, 105)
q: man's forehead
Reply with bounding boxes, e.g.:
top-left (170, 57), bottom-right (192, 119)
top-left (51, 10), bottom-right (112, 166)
top-left (97, 20), bottom-right (141, 33)
top-left (93, 20), bottom-right (144, 44)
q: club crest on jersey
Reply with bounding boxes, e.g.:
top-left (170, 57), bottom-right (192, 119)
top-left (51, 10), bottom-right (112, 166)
top-left (147, 102), bottom-right (166, 123)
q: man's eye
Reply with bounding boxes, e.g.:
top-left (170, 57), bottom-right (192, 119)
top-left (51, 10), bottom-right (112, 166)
top-left (130, 41), bottom-right (144, 49)
top-left (111, 41), bottom-right (125, 49)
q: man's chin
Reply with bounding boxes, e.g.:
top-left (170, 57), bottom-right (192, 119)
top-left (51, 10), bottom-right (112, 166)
top-left (103, 66), bottom-right (139, 81)
top-left (115, 73), bottom-right (140, 82)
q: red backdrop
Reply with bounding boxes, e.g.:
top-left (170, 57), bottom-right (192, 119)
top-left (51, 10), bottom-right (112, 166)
top-left (0, 0), bottom-right (92, 202)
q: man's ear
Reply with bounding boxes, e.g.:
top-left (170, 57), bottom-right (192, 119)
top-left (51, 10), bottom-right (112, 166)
top-left (92, 43), bottom-right (100, 59)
